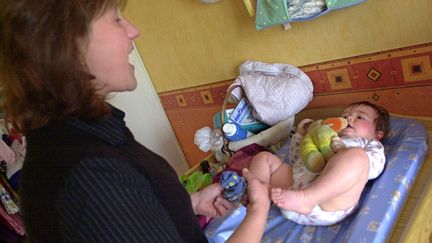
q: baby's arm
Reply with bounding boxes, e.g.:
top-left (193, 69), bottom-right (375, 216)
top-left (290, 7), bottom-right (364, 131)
top-left (296, 118), bottom-right (314, 136)
top-left (331, 136), bottom-right (347, 153)
top-left (364, 140), bottom-right (386, 179)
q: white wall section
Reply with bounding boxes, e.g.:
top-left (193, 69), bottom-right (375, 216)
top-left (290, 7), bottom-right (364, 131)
top-left (108, 46), bottom-right (189, 175)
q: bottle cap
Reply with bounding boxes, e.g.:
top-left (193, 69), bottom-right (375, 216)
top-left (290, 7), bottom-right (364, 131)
top-left (222, 123), bottom-right (236, 136)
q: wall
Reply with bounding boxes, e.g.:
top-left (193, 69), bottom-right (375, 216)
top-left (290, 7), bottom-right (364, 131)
top-left (123, 0), bottom-right (432, 166)
top-left (124, 0), bottom-right (432, 92)
top-left (107, 47), bottom-right (189, 175)
top-left (160, 43), bottom-right (432, 166)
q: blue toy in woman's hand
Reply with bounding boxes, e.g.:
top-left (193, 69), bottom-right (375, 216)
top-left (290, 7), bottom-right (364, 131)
top-left (219, 171), bottom-right (246, 203)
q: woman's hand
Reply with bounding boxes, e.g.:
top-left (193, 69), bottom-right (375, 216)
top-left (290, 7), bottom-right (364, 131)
top-left (242, 168), bottom-right (270, 213)
top-left (191, 183), bottom-right (234, 217)
top-left (226, 168), bottom-right (270, 243)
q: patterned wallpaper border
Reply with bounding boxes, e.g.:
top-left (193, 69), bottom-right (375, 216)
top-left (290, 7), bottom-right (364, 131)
top-left (159, 42), bottom-right (432, 110)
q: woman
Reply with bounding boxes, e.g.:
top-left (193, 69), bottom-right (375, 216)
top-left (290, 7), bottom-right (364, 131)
top-left (0, 0), bottom-right (269, 242)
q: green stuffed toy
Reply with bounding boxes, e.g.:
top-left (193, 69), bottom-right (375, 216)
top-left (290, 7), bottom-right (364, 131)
top-left (180, 171), bottom-right (213, 193)
top-left (299, 117), bottom-right (348, 173)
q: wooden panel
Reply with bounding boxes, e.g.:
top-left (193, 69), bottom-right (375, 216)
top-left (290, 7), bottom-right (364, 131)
top-left (165, 106), bottom-right (221, 167)
top-left (390, 117), bottom-right (432, 243)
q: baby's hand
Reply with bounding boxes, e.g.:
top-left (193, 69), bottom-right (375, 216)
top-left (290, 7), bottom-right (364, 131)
top-left (331, 136), bottom-right (346, 152)
top-left (296, 119), bottom-right (314, 136)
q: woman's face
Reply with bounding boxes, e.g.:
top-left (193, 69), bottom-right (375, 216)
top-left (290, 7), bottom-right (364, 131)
top-left (85, 7), bottom-right (140, 95)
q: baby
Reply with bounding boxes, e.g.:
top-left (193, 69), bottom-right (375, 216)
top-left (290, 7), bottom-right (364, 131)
top-left (248, 101), bottom-right (390, 225)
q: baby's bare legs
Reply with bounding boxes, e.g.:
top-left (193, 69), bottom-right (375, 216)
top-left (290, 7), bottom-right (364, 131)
top-left (272, 148), bottom-right (369, 214)
top-left (248, 151), bottom-right (292, 190)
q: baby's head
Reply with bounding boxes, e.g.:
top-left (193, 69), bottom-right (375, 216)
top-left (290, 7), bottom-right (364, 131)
top-left (341, 101), bottom-right (390, 141)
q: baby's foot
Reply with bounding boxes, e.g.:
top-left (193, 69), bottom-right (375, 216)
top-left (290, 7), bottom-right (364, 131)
top-left (271, 188), bottom-right (314, 215)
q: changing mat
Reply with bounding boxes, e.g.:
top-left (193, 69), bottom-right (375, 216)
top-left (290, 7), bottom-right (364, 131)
top-left (205, 116), bottom-right (429, 242)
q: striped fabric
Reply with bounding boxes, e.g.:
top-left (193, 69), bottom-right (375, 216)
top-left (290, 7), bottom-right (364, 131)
top-left (21, 105), bottom-right (207, 242)
top-left (58, 158), bottom-right (183, 242)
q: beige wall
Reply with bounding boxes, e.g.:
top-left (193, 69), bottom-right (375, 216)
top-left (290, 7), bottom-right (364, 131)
top-left (124, 0), bottom-right (432, 93)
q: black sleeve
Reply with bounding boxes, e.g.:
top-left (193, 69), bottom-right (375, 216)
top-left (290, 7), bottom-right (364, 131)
top-left (57, 158), bottom-right (185, 242)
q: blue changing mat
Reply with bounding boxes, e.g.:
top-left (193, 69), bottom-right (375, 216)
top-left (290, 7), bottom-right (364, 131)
top-left (205, 117), bottom-right (429, 242)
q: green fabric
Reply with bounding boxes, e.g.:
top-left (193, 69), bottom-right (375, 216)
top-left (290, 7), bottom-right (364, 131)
top-left (181, 171), bottom-right (213, 193)
top-left (326, 0), bottom-right (361, 9)
top-left (255, 0), bottom-right (364, 29)
top-left (255, 0), bottom-right (290, 30)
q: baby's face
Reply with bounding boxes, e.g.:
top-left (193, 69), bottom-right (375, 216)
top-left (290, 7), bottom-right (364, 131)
top-left (340, 105), bottom-right (382, 140)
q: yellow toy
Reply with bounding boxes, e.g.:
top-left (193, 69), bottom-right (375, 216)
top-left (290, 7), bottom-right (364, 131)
top-left (299, 117), bottom-right (348, 172)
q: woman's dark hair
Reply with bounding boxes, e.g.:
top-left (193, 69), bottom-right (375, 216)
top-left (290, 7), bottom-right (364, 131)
top-left (347, 101), bottom-right (390, 139)
top-left (0, 0), bottom-right (126, 134)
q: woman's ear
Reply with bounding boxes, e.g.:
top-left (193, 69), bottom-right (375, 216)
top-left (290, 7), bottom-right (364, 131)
top-left (376, 131), bottom-right (384, 140)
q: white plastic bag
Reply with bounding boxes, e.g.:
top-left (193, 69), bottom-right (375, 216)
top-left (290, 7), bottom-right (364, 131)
top-left (194, 127), bottom-right (224, 152)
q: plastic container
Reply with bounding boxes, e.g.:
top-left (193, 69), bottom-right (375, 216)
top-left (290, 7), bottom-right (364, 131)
top-left (212, 109), bottom-right (270, 134)
top-left (223, 122), bottom-right (254, 141)
top-left (229, 98), bottom-right (254, 124)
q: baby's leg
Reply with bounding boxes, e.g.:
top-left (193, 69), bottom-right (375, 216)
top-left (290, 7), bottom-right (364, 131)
top-left (248, 151), bottom-right (292, 189)
top-left (272, 148), bottom-right (369, 214)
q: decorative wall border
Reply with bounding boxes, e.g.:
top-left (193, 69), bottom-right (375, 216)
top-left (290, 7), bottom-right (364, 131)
top-left (159, 42), bottom-right (432, 110)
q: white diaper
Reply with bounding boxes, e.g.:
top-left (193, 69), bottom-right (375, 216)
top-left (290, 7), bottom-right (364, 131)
top-left (281, 204), bottom-right (357, 226)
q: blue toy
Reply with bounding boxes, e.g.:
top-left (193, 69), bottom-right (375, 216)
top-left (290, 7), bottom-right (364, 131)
top-left (219, 171), bottom-right (246, 203)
